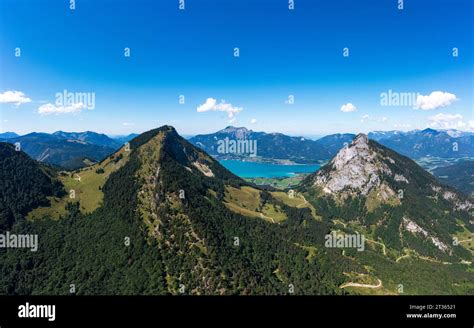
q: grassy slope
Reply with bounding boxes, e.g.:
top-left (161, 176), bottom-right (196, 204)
top-left (454, 220), bottom-right (474, 253)
top-left (223, 186), bottom-right (287, 223)
top-left (271, 191), bottom-right (321, 220)
top-left (27, 147), bottom-right (130, 219)
top-left (245, 174), bottom-right (307, 189)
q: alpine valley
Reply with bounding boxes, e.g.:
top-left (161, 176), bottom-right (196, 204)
top-left (0, 126), bottom-right (473, 295)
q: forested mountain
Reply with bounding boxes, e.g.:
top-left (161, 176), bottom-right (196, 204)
top-left (0, 142), bottom-right (64, 230)
top-left (300, 134), bottom-right (473, 262)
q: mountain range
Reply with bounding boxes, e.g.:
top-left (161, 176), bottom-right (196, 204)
top-left (0, 125), bottom-right (472, 295)
top-left (369, 128), bottom-right (474, 158)
top-left (52, 131), bottom-right (123, 149)
top-left (0, 132), bottom-right (19, 139)
top-left (0, 131), bottom-right (137, 170)
top-left (190, 127), bottom-right (474, 163)
top-left (3, 127), bottom-right (472, 171)
top-left (189, 126), bottom-right (352, 163)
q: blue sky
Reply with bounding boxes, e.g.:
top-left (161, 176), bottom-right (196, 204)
top-left (0, 0), bottom-right (472, 136)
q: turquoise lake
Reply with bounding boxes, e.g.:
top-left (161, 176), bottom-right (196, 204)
top-left (220, 160), bottom-right (321, 178)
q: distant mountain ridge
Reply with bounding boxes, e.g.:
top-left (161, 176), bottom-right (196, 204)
top-left (52, 131), bottom-right (122, 149)
top-left (2, 127), bottom-right (473, 172)
top-left (189, 126), bottom-right (351, 163)
top-left (110, 133), bottom-right (139, 145)
top-left (190, 126), bottom-right (474, 164)
top-left (314, 133), bottom-right (356, 156)
top-left (0, 132), bottom-right (19, 139)
top-left (370, 128), bottom-right (474, 158)
top-left (0, 132), bottom-right (117, 170)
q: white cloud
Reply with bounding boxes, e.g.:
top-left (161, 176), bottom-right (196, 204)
top-left (0, 91), bottom-right (32, 105)
top-left (122, 122), bottom-right (135, 126)
top-left (429, 113), bottom-right (462, 122)
top-left (197, 98), bottom-right (216, 112)
top-left (427, 113), bottom-right (474, 130)
top-left (250, 118), bottom-right (257, 124)
top-left (197, 98), bottom-right (243, 118)
top-left (340, 103), bottom-right (357, 112)
top-left (38, 102), bottom-right (86, 115)
top-left (414, 91), bottom-right (457, 110)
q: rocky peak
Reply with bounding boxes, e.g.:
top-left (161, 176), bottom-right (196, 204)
top-left (311, 134), bottom-right (392, 196)
top-left (219, 126), bottom-right (252, 139)
top-left (331, 134), bottom-right (370, 169)
top-left (220, 126), bottom-right (249, 133)
top-left (299, 133), bottom-right (473, 262)
top-left (354, 133), bottom-right (369, 144)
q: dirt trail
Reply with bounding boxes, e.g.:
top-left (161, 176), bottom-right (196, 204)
top-left (366, 238), bottom-right (386, 256)
top-left (340, 279), bottom-right (382, 289)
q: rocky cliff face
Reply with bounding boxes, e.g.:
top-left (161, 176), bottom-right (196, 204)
top-left (313, 134), bottom-right (396, 196)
